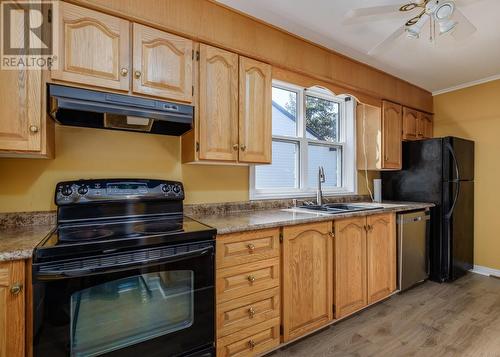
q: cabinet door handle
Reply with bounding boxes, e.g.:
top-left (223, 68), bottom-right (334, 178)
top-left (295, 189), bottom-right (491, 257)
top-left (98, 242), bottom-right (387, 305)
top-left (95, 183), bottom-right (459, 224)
top-left (248, 340), bottom-right (256, 349)
top-left (329, 232), bottom-right (335, 239)
top-left (247, 275), bottom-right (256, 283)
top-left (29, 125), bottom-right (39, 133)
top-left (240, 144), bottom-right (247, 151)
top-left (10, 283), bottom-right (23, 295)
top-left (248, 307), bottom-right (256, 318)
top-left (134, 71), bottom-right (142, 79)
top-left (233, 144), bottom-right (239, 151)
top-left (247, 243), bottom-right (255, 252)
top-left (120, 68), bottom-right (128, 77)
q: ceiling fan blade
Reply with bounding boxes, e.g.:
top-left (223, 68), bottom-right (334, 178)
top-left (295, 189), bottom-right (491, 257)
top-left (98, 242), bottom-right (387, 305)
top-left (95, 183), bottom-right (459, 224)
top-left (343, 5), bottom-right (402, 24)
top-left (368, 25), bottom-right (406, 56)
top-left (451, 8), bottom-right (477, 40)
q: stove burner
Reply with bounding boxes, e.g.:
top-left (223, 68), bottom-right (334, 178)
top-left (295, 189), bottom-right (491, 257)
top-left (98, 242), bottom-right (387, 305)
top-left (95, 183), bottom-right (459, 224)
top-left (133, 220), bottom-right (183, 235)
top-left (59, 227), bottom-right (115, 242)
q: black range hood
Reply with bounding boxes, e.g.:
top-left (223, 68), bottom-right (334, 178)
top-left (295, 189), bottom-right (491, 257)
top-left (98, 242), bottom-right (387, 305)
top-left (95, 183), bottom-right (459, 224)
top-left (48, 84), bottom-right (193, 136)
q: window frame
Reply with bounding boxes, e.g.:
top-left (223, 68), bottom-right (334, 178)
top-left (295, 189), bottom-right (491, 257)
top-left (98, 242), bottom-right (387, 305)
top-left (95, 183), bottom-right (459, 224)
top-left (250, 80), bottom-right (357, 200)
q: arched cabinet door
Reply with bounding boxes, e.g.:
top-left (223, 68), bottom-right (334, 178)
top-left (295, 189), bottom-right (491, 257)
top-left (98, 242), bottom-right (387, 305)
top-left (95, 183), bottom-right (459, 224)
top-left (367, 213), bottom-right (396, 304)
top-left (132, 23), bottom-right (193, 102)
top-left (382, 100), bottom-right (402, 169)
top-left (282, 221), bottom-right (333, 342)
top-left (334, 216), bottom-right (367, 319)
top-left (198, 44), bottom-right (239, 161)
top-left (238, 57), bottom-right (272, 164)
top-left (52, 2), bottom-right (130, 91)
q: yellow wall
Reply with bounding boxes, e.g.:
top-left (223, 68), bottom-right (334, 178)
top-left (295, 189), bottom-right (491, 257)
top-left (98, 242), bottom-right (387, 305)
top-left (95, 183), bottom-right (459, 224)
top-left (0, 125), bottom-right (374, 213)
top-left (434, 79), bottom-right (500, 271)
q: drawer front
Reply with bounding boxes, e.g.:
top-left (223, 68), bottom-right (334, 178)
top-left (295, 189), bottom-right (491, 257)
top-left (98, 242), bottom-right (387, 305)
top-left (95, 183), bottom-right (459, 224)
top-left (217, 287), bottom-right (280, 338)
top-left (217, 318), bottom-right (280, 357)
top-left (217, 229), bottom-right (280, 268)
top-left (217, 258), bottom-right (280, 303)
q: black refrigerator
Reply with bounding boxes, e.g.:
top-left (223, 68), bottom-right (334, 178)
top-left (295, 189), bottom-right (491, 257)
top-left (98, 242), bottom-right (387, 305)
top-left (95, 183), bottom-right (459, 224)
top-left (382, 137), bottom-right (474, 282)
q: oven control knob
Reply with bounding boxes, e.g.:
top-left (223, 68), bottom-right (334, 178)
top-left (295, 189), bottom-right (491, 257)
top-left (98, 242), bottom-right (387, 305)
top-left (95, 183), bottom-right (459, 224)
top-left (162, 184), bottom-right (171, 193)
top-left (173, 185), bottom-right (181, 194)
top-left (61, 186), bottom-right (73, 196)
top-left (77, 185), bottom-right (89, 195)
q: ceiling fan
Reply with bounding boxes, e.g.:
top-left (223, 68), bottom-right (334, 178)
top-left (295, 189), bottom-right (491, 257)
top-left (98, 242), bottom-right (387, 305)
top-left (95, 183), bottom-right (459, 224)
top-left (343, 0), bottom-right (482, 55)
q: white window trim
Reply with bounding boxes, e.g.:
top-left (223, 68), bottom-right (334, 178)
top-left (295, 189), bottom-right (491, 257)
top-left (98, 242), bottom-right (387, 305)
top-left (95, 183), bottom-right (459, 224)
top-left (250, 80), bottom-right (357, 200)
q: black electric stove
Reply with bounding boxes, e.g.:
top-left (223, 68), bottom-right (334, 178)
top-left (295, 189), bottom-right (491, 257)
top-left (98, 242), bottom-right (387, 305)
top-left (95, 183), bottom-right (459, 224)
top-left (32, 179), bottom-right (216, 357)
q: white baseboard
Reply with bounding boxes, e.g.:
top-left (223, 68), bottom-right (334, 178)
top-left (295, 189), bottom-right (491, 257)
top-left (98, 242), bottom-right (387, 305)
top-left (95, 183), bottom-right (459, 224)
top-left (470, 265), bottom-right (500, 278)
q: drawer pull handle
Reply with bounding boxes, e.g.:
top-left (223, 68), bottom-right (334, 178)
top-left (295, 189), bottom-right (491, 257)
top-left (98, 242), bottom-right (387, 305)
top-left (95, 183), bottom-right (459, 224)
top-left (248, 340), bottom-right (256, 349)
top-left (248, 307), bottom-right (256, 317)
top-left (247, 275), bottom-right (256, 283)
top-left (247, 243), bottom-right (255, 252)
top-left (10, 283), bottom-right (23, 295)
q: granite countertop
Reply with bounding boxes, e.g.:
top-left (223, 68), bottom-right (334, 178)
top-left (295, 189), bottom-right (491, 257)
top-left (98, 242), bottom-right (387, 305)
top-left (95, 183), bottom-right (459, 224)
top-left (191, 201), bottom-right (434, 235)
top-left (0, 224), bottom-right (54, 262)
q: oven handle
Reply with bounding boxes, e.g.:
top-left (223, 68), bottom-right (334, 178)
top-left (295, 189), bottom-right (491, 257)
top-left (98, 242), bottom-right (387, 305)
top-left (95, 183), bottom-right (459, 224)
top-left (34, 246), bottom-right (213, 280)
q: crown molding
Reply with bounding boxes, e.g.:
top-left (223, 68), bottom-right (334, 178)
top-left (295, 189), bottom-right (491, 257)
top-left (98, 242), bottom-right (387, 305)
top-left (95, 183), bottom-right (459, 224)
top-left (432, 74), bottom-right (500, 96)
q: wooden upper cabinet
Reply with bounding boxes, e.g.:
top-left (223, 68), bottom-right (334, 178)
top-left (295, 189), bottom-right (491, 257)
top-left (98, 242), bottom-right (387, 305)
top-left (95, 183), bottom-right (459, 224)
top-left (238, 57), bottom-right (272, 164)
top-left (366, 213), bottom-right (397, 304)
top-left (132, 23), bottom-right (193, 102)
top-left (334, 217), bottom-right (367, 319)
top-left (0, 260), bottom-right (25, 357)
top-left (402, 107), bottom-right (418, 141)
top-left (0, 67), bottom-right (42, 153)
top-left (418, 112), bottom-right (433, 139)
top-left (282, 222), bottom-right (333, 342)
top-left (382, 101), bottom-right (402, 170)
top-left (52, 2), bottom-right (130, 91)
top-left (198, 44), bottom-right (239, 161)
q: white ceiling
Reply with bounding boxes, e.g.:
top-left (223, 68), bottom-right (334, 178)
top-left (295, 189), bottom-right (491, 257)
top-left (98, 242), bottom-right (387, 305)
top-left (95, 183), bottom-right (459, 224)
top-left (216, 0), bottom-right (500, 93)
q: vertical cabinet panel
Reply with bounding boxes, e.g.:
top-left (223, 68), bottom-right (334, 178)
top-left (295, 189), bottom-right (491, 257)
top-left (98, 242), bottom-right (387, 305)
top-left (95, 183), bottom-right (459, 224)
top-left (367, 214), bottom-right (397, 304)
top-left (334, 217), bottom-right (367, 319)
top-left (382, 101), bottom-right (402, 169)
top-left (402, 107), bottom-right (418, 141)
top-left (0, 67), bottom-right (42, 152)
top-left (238, 57), bottom-right (272, 164)
top-left (132, 23), bottom-right (193, 102)
top-left (0, 261), bottom-right (25, 357)
top-left (198, 44), bottom-right (239, 161)
top-left (52, 2), bottom-right (130, 91)
top-left (282, 222), bottom-right (333, 342)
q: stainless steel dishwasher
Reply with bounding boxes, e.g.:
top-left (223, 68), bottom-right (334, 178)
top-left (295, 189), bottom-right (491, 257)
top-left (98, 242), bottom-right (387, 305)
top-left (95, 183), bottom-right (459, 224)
top-left (397, 210), bottom-right (430, 291)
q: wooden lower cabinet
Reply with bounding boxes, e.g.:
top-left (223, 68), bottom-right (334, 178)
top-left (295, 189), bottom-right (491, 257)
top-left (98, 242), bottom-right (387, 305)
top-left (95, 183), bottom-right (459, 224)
top-left (281, 222), bottom-right (333, 342)
top-left (216, 229), bottom-right (280, 356)
top-left (367, 214), bottom-right (397, 304)
top-left (0, 260), bottom-right (25, 357)
top-left (334, 213), bottom-right (396, 319)
top-left (217, 318), bottom-right (280, 357)
top-left (334, 217), bottom-right (367, 319)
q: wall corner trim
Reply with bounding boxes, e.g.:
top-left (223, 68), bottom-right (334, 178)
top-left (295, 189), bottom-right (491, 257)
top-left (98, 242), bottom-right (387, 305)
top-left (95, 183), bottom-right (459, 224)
top-left (470, 264), bottom-right (500, 279)
top-left (432, 74), bottom-right (500, 96)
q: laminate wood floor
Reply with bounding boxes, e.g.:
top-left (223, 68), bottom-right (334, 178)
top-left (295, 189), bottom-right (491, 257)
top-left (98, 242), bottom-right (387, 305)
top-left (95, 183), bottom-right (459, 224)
top-left (271, 273), bottom-right (500, 357)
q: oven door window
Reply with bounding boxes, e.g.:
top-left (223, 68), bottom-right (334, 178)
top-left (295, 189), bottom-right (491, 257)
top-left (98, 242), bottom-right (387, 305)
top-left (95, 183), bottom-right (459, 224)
top-left (70, 270), bottom-right (194, 357)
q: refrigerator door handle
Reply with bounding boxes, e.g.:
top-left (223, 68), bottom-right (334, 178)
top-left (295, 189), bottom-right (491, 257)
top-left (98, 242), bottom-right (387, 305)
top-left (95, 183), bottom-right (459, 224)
top-left (446, 142), bottom-right (461, 181)
top-left (445, 143), bottom-right (461, 219)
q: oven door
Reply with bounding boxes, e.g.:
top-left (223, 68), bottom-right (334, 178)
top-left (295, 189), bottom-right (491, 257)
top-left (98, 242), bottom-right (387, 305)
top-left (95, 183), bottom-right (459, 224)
top-left (33, 241), bottom-right (215, 357)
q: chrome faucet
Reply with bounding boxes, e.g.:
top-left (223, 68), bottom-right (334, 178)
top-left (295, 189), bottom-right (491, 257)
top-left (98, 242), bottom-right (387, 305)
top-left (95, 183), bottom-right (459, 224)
top-left (316, 166), bottom-right (325, 206)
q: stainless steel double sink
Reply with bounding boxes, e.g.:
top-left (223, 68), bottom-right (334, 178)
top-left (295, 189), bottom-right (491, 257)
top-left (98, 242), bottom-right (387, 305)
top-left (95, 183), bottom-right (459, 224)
top-left (297, 203), bottom-right (382, 214)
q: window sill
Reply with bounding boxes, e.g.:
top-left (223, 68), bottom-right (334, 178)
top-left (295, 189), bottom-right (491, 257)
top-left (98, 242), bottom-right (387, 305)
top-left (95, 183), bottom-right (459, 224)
top-left (249, 188), bottom-right (357, 201)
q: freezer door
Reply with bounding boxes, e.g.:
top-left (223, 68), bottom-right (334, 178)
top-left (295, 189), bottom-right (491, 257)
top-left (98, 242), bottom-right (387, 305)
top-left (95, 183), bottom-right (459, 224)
top-left (442, 181), bottom-right (474, 281)
top-left (382, 139), bottom-right (443, 204)
top-left (443, 137), bottom-right (474, 181)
